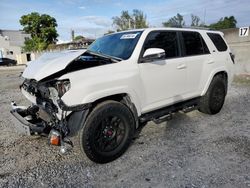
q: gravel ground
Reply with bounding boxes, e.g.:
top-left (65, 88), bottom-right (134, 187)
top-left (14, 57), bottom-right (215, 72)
top-left (0, 67), bottom-right (250, 188)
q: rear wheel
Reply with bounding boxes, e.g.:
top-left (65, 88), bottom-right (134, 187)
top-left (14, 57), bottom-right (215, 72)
top-left (199, 75), bottom-right (227, 115)
top-left (80, 100), bottom-right (135, 163)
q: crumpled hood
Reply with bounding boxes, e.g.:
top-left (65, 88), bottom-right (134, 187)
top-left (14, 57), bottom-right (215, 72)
top-left (22, 49), bottom-right (86, 81)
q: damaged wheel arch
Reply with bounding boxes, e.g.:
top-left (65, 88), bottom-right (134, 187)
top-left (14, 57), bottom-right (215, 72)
top-left (67, 93), bottom-right (140, 137)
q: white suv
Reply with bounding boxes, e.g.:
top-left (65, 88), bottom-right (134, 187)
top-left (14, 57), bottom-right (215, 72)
top-left (11, 28), bottom-right (234, 163)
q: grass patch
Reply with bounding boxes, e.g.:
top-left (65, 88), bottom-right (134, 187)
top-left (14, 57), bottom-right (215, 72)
top-left (233, 74), bottom-right (250, 85)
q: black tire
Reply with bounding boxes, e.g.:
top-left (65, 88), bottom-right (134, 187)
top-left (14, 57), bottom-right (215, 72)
top-left (199, 75), bottom-right (227, 115)
top-left (79, 100), bottom-right (135, 163)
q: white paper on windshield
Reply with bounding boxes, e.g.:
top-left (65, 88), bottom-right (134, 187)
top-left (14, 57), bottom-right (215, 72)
top-left (120, 33), bottom-right (139, 39)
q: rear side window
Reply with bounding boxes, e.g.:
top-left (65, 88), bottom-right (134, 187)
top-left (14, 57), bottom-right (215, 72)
top-left (181, 31), bottom-right (209, 56)
top-left (143, 31), bottom-right (180, 59)
top-left (207, 33), bottom-right (228, 51)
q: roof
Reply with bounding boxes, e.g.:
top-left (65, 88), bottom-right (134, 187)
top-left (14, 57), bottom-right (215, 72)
top-left (112, 27), bottom-right (222, 36)
top-left (132, 27), bottom-right (220, 32)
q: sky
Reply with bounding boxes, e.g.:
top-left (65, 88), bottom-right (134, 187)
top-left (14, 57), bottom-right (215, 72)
top-left (0, 0), bottom-right (249, 43)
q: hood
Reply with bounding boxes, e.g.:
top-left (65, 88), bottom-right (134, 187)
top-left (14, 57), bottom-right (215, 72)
top-left (22, 49), bottom-right (86, 81)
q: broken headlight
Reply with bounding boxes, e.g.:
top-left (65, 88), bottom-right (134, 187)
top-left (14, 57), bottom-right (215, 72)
top-left (55, 79), bottom-right (71, 98)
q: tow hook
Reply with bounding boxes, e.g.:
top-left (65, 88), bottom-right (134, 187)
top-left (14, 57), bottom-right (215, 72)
top-left (49, 129), bottom-right (73, 154)
top-left (11, 101), bottom-right (27, 110)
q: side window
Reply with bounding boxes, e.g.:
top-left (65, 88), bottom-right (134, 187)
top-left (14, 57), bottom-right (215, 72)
top-left (182, 31), bottom-right (209, 56)
top-left (143, 31), bottom-right (179, 59)
top-left (207, 33), bottom-right (228, 51)
top-left (201, 37), bottom-right (210, 54)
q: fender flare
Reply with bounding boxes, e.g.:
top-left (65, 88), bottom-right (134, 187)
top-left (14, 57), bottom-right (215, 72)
top-left (81, 87), bottom-right (142, 116)
top-left (66, 93), bottom-right (141, 136)
top-left (201, 67), bottom-right (228, 96)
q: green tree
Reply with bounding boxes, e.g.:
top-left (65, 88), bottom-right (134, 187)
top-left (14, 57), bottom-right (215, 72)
top-left (20, 12), bottom-right (58, 51)
top-left (104, 30), bottom-right (115, 35)
top-left (112, 9), bottom-right (148, 31)
top-left (191, 14), bottom-right (201, 27)
top-left (74, 35), bottom-right (85, 41)
top-left (132, 9), bottom-right (148, 29)
top-left (209, 16), bottom-right (237, 30)
top-left (112, 11), bottom-right (131, 31)
top-left (162, 13), bottom-right (185, 27)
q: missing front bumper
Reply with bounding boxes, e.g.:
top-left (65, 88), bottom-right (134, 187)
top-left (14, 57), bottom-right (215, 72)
top-left (10, 109), bottom-right (32, 135)
top-left (10, 103), bottom-right (47, 135)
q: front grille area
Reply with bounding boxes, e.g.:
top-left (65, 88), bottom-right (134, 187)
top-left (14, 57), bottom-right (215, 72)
top-left (22, 79), bottom-right (50, 99)
top-left (21, 79), bottom-right (58, 114)
top-left (22, 79), bottom-right (38, 96)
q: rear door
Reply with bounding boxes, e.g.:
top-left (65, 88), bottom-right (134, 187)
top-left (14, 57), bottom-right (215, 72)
top-left (180, 31), bottom-right (211, 94)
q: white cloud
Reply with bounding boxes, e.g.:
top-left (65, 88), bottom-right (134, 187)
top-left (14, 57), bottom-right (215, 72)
top-left (114, 2), bottom-right (123, 7)
top-left (57, 15), bottom-right (113, 41)
top-left (80, 16), bottom-right (112, 27)
top-left (56, 39), bottom-right (71, 44)
top-left (58, 26), bottom-right (110, 40)
top-left (144, 0), bottom-right (250, 27)
top-left (78, 6), bottom-right (86, 10)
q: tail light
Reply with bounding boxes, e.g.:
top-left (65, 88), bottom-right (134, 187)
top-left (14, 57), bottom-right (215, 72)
top-left (229, 52), bottom-right (235, 64)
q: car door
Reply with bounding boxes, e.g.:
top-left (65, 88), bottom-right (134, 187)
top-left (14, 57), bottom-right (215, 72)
top-left (180, 31), bottom-right (211, 95)
top-left (138, 31), bottom-right (188, 113)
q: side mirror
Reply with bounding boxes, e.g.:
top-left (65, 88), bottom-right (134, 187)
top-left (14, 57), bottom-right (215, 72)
top-left (141, 48), bottom-right (165, 63)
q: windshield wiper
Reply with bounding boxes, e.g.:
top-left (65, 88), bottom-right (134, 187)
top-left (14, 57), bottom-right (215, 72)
top-left (86, 50), bottom-right (123, 63)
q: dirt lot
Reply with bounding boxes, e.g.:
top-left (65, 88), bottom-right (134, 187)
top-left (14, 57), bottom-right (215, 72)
top-left (0, 66), bottom-right (250, 188)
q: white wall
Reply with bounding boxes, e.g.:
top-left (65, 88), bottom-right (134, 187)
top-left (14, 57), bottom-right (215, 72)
top-left (222, 28), bottom-right (250, 75)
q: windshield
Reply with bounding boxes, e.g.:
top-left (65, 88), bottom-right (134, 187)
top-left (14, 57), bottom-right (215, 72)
top-left (88, 31), bottom-right (143, 60)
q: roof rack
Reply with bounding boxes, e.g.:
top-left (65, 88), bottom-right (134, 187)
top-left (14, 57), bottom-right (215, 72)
top-left (181, 26), bottom-right (216, 31)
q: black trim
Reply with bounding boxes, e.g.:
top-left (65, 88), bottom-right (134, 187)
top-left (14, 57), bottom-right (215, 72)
top-left (67, 110), bottom-right (89, 137)
top-left (139, 97), bottom-right (201, 123)
top-left (57, 99), bottom-right (92, 111)
top-left (10, 109), bottom-right (46, 134)
top-left (179, 31), bottom-right (211, 57)
top-left (199, 34), bottom-right (210, 54)
top-left (177, 31), bottom-right (183, 56)
top-left (138, 30), bottom-right (211, 63)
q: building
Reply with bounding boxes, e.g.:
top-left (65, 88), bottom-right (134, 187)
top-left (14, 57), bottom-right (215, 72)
top-left (0, 29), bottom-right (32, 64)
top-left (54, 37), bottom-right (95, 51)
top-left (221, 28), bottom-right (250, 75)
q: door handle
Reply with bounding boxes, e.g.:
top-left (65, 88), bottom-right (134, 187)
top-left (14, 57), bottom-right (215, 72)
top-left (208, 60), bottom-right (214, 64)
top-left (177, 64), bottom-right (187, 69)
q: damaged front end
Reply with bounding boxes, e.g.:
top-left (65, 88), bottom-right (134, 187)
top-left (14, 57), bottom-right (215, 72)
top-left (10, 78), bottom-right (90, 152)
top-left (10, 49), bottom-right (119, 153)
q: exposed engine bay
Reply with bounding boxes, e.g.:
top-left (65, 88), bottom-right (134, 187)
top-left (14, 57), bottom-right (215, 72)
top-left (10, 50), bottom-right (118, 152)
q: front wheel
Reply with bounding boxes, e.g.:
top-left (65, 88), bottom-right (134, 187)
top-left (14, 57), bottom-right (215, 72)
top-left (79, 100), bottom-right (135, 163)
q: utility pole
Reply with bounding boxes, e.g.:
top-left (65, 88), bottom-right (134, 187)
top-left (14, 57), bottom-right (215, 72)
top-left (203, 8), bottom-right (206, 25)
top-left (133, 16), bottom-right (136, 29)
top-left (71, 29), bottom-right (75, 42)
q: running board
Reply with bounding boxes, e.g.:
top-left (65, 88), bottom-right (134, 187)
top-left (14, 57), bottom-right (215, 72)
top-left (153, 114), bottom-right (172, 124)
top-left (139, 97), bottom-right (200, 124)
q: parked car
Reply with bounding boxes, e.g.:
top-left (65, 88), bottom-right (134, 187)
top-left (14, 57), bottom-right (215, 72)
top-left (10, 28), bottom-right (234, 163)
top-left (0, 58), bottom-right (17, 66)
